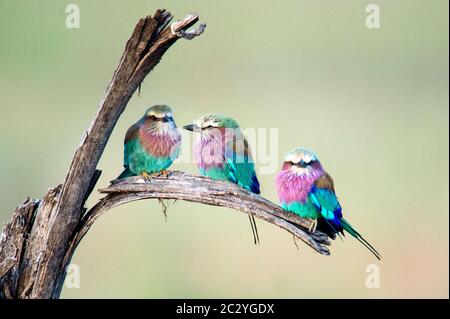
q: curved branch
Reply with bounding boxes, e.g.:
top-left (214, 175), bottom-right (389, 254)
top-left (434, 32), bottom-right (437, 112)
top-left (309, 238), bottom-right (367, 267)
top-left (66, 172), bottom-right (331, 261)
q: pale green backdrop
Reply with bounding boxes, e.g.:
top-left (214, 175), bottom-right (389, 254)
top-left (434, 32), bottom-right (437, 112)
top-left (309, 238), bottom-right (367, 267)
top-left (0, 0), bottom-right (448, 298)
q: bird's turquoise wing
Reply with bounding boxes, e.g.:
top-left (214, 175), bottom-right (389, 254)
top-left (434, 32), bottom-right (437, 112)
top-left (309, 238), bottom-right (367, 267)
top-left (225, 134), bottom-right (260, 194)
top-left (308, 187), bottom-right (342, 222)
top-left (225, 156), bottom-right (260, 194)
top-left (199, 129), bottom-right (260, 194)
top-left (309, 173), bottom-right (341, 220)
top-left (123, 124), bottom-right (140, 168)
top-left (309, 187), bottom-right (342, 221)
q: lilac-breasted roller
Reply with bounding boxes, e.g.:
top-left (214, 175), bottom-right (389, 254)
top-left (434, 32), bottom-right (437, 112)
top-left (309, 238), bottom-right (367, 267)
top-left (276, 147), bottom-right (381, 259)
top-left (183, 114), bottom-right (261, 244)
top-left (118, 105), bottom-right (181, 179)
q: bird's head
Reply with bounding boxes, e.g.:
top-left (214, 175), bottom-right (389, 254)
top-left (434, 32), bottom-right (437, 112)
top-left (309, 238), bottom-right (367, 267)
top-left (143, 105), bottom-right (177, 134)
top-left (281, 147), bottom-right (323, 176)
top-left (183, 114), bottom-right (239, 133)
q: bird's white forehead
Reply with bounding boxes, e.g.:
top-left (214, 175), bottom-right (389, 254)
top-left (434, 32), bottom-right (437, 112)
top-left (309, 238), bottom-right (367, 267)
top-left (195, 116), bottom-right (220, 128)
top-left (146, 110), bottom-right (173, 118)
top-left (284, 148), bottom-right (318, 164)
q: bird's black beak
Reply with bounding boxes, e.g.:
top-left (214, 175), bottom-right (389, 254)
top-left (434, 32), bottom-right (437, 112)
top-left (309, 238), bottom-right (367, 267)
top-left (299, 160), bottom-right (306, 168)
top-left (183, 124), bottom-right (200, 132)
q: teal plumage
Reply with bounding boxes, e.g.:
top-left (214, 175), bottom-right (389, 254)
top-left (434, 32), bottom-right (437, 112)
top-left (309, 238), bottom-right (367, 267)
top-left (118, 105), bottom-right (181, 179)
top-left (197, 153), bottom-right (260, 194)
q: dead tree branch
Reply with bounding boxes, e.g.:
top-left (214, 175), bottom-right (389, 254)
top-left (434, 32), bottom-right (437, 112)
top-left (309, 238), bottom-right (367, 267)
top-left (62, 172), bottom-right (330, 265)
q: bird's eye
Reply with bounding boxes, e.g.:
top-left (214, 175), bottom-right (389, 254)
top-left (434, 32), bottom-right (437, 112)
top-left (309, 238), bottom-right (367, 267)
top-left (303, 160), bottom-right (314, 167)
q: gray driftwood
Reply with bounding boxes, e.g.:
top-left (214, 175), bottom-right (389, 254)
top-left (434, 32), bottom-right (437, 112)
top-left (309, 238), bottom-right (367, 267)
top-left (0, 9), bottom-right (330, 299)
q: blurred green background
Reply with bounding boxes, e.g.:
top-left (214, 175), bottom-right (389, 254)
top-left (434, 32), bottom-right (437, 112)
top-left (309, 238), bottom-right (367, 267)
top-left (0, 0), bottom-right (448, 298)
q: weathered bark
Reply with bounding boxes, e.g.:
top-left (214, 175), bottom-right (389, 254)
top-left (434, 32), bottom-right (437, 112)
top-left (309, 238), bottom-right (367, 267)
top-left (0, 198), bottom-right (39, 299)
top-left (0, 9), bottom-right (331, 299)
top-left (62, 172), bottom-right (330, 266)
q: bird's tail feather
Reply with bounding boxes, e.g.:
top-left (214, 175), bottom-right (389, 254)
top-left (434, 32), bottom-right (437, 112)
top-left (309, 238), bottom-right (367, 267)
top-left (117, 167), bottom-right (135, 179)
top-left (340, 218), bottom-right (381, 260)
top-left (322, 217), bottom-right (344, 241)
top-left (248, 214), bottom-right (260, 245)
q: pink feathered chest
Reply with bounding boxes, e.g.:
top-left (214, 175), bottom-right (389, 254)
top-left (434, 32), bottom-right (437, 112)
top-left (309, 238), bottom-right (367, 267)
top-left (276, 170), bottom-right (322, 204)
top-left (139, 127), bottom-right (181, 157)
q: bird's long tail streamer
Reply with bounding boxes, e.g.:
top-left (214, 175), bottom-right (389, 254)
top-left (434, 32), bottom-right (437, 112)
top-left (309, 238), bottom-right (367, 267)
top-left (340, 218), bottom-right (381, 260)
top-left (248, 214), bottom-right (260, 245)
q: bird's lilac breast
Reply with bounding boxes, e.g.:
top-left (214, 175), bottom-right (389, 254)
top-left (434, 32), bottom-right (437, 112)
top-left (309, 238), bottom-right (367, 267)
top-left (139, 127), bottom-right (181, 159)
top-left (276, 170), bottom-right (321, 204)
top-left (194, 134), bottom-right (226, 170)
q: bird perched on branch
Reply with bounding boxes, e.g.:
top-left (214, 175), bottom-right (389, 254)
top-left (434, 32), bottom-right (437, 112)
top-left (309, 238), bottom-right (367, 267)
top-left (184, 114), bottom-right (261, 244)
top-left (276, 147), bottom-right (381, 259)
top-left (117, 105), bottom-right (181, 179)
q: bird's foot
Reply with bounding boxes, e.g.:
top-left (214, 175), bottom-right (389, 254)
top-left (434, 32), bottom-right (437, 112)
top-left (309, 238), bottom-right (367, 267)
top-left (157, 170), bottom-right (171, 178)
top-left (141, 171), bottom-right (152, 181)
